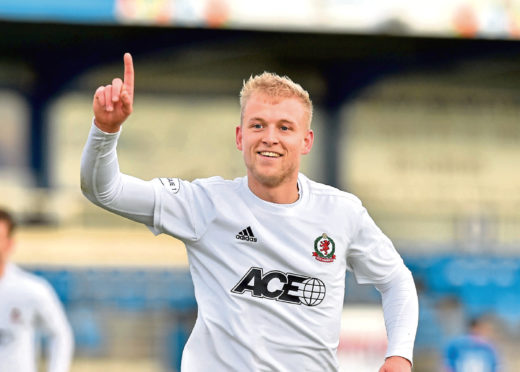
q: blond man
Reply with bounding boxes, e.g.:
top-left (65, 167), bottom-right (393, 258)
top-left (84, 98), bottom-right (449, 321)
top-left (81, 53), bottom-right (418, 372)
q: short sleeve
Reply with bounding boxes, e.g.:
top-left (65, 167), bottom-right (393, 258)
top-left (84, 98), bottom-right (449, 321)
top-left (346, 207), bottom-right (404, 285)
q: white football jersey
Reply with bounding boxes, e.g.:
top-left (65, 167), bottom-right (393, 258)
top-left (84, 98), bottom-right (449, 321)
top-left (150, 174), bottom-right (405, 372)
top-left (0, 264), bottom-right (73, 372)
top-left (81, 123), bottom-right (418, 371)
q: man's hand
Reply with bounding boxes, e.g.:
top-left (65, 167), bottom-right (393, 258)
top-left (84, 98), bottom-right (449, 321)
top-left (379, 356), bottom-right (412, 372)
top-left (92, 53), bottom-right (134, 133)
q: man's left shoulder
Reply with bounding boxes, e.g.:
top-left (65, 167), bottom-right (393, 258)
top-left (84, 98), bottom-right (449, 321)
top-left (302, 175), bottom-right (363, 207)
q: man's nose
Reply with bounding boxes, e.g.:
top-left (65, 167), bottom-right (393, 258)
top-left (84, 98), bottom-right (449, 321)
top-left (262, 128), bottom-right (279, 145)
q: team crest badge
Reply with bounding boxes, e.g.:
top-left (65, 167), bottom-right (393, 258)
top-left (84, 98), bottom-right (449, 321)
top-left (313, 233), bottom-right (336, 263)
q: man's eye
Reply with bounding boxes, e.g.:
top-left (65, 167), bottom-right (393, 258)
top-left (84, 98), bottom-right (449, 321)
top-left (281, 126), bottom-right (289, 131)
top-left (253, 124), bottom-right (263, 129)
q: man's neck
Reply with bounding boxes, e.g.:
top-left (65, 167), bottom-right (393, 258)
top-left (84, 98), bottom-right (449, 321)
top-left (247, 177), bottom-right (300, 204)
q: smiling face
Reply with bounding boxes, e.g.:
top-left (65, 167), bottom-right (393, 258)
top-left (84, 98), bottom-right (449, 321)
top-left (236, 92), bottom-right (314, 199)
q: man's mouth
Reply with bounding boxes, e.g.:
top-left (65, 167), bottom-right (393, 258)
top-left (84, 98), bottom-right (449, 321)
top-left (258, 151), bottom-right (281, 158)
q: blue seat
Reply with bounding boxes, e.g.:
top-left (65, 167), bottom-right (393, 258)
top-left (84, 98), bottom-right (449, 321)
top-left (69, 306), bottom-right (104, 356)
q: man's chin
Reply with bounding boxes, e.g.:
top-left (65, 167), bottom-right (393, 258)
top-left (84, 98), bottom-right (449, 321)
top-left (250, 171), bottom-right (288, 188)
top-left (252, 172), bottom-right (289, 188)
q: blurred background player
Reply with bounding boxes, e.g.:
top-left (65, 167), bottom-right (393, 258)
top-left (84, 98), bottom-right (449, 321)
top-left (0, 207), bottom-right (74, 372)
top-left (80, 53), bottom-right (418, 372)
top-left (443, 316), bottom-right (500, 372)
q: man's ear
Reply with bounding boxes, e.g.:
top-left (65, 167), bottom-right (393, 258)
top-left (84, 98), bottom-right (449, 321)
top-left (235, 125), bottom-right (243, 151)
top-left (301, 129), bottom-right (314, 155)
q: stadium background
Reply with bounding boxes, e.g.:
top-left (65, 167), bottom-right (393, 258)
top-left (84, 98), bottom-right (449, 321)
top-left (1, 0), bottom-right (520, 370)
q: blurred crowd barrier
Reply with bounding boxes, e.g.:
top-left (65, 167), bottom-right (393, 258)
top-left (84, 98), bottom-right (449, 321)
top-left (31, 266), bottom-right (196, 372)
top-left (408, 254), bottom-right (520, 371)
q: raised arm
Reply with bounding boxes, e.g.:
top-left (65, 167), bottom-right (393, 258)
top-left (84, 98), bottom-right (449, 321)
top-left (81, 53), bottom-right (155, 226)
top-left (93, 52), bottom-right (134, 133)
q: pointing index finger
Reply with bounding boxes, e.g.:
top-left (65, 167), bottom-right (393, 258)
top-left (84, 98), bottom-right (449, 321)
top-left (123, 53), bottom-right (134, 96)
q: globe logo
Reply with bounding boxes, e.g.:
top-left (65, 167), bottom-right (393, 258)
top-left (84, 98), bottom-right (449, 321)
top-left (299, 278), bottom-right (326, 306)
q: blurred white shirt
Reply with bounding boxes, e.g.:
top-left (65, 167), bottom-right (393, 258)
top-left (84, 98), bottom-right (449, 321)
top-left (0, 263), bottom-right (73, 372)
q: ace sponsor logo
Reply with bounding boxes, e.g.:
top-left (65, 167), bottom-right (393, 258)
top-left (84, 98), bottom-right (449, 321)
top-left (231, 267), bottom-right (326, 306)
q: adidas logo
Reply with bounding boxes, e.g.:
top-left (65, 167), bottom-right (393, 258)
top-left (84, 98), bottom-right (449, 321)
top-left (236, 226), bottom-right (257, 242)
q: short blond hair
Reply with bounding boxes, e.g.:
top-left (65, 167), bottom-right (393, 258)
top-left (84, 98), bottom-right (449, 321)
top-left (239, 72), bottom-right (313, 128)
